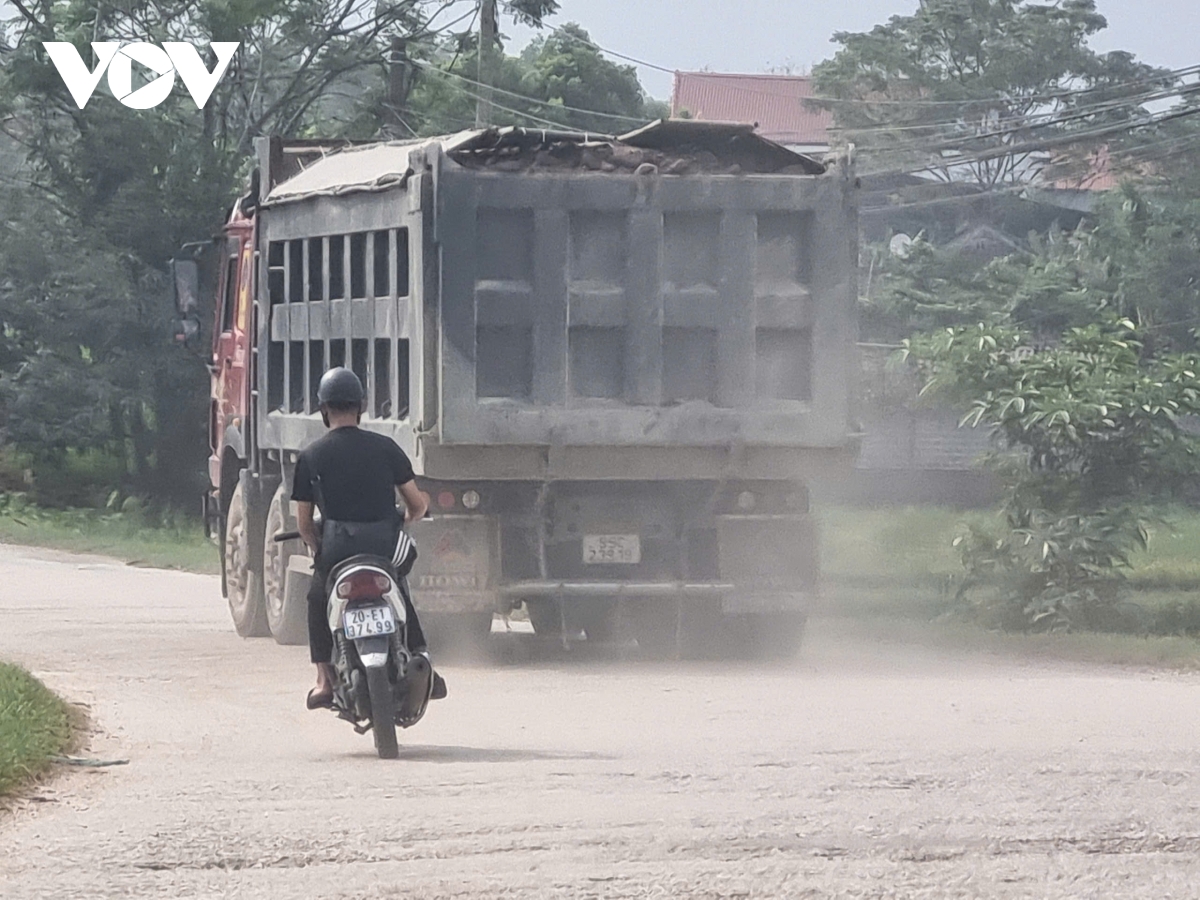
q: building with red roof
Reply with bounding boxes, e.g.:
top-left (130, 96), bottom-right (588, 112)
top-left (670, 72), bottom-right (832, 154)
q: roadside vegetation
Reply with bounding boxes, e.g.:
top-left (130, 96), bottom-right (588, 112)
top-left (0, 493), bottom-right (216, 574)
top-left (0, 663), bottom-right (74, 798)
top-left (819, 504), bottom-right (1200, 667)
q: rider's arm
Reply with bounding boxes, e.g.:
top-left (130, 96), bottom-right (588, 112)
top-left (296, 501), bottom-right (320, 556)
top-left (396, 480), bottom-right (428, 524)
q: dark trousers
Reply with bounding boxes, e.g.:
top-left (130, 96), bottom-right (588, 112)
top-left (307, 567), bottom-right (428, 664)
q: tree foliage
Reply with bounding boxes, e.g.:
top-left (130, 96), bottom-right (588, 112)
top-left (903, 319), bottom-right (1200, 630)
top-left (0, 0), bottom-right (579, 508)
top-left (400, 23), bottom-right (663, 136)
top-left (813, 0), bottom-right (1168, 186)
top-left (867, 181), bottom-right (1200, 352)
top-left (868, 133), bottom-right (1200, 631)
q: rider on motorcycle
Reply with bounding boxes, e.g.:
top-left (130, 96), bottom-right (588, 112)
top-left (292, 366), bottom-right (445, 710)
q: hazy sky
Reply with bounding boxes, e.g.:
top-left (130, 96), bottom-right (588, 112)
top-left (506, 0), bottom-right (1200, 100)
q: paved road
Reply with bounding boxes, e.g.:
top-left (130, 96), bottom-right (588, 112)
top-left (2, 542), bottom-right (1200, 899)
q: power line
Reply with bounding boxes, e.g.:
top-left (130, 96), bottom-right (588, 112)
top-left (865, 102), bottom-right (1200, 181)
top-left (842, 80), bottom-right (1200, 160)
top-left (431, 76), bottom-right (607, 134)
top-left (410, 58), bottom-right (651, 124)
top-left (552, 29), bottom-right (675, 75)
top-left (829, 66), bottom-right (1200, 139)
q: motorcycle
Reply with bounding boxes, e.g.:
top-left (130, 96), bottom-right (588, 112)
top-left (274, 519), bottom-right (433, 759)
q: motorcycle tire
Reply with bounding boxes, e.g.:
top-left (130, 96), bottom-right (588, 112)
top-left (366, 666), bottom-right (399, 760)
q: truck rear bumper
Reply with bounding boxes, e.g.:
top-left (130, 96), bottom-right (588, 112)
top-left (500, 581), bottom-right (733, 597)
top-left (499, 581), bottom-right (810, 615)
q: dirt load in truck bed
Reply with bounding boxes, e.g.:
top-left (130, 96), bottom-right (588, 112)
top-left (447, 120), bottom-right (827, 176)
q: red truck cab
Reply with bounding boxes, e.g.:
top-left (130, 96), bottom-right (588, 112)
top-left (207, 208), bottom-right (255, 510)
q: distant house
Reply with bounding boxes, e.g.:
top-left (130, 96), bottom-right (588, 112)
top-left (670, 72), bottom-right (831, 155)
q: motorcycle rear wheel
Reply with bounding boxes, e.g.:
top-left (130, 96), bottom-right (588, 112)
top-left (366, 666), bottom-right (399, 759)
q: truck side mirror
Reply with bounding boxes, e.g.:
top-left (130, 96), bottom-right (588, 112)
top-left (170, 258), bottom-right (200, 317)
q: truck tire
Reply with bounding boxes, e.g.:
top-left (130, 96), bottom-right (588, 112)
top-left (224, 482), bottom-right (269, 638)
top-left (367, 666), bottom-right (399, 760)
top-left (263, 483), bottom-right (308, 645)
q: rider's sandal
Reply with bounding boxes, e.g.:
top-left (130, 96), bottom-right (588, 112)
top-left (306, 688), bottom-right (334, 710)
top-left (431, 673), bottom-right (448, 700)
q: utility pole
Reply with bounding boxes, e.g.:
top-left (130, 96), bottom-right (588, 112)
top-left (475, 0), bottom-right (497, 128)
top-left (383, 36), bottom-right (413, 138)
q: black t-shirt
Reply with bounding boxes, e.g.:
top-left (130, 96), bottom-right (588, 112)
top-left (291, 427), bottom-right (415, 522)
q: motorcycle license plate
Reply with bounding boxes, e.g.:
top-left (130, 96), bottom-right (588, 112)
top-left (582, 534), bottom-right (641, 564)
top-left (343, 605), bottom-right (396, 639)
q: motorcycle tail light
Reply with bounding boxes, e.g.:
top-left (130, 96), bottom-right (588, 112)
top-left (436, 490), bottom-right (456, 510)
top-left (336, 570), bottom-right (392, 600)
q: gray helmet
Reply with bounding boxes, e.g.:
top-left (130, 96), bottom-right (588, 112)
top-left (316, 367), bottom-right (364, 408)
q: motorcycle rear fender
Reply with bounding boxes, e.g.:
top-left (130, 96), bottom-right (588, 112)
top-left (326, 562), bottom-right (407, 636)
top-left (355, 635), bottom-right (390, 668)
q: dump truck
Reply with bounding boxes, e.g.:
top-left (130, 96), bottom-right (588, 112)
top-left (173, 120), bottom-right (859, 656)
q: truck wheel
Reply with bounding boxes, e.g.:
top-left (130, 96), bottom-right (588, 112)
top-left (263, 483), bottom-right (308, 645)
top-left (224, 482), bottom-right (269, 638)
top-left (367, 666), bottom-right (399, 760)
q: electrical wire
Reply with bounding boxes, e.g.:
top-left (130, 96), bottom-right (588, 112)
top-left (434, 78), bottom-right (601, 133)
top-left (829, 67), bottom-right (1200, 138)
top-left (410, 58), bottom-right (651, 124)
top-left (406, 28), bottom-right (1200, 189)
top-left (838, 80), bottom-right (1200, 160)
top-left (551, 28), bottom-right (675, 74)
top-left (864, 103), bottom-right (1200, 180)
top-left (557, 27), bottom-right (1200, 121)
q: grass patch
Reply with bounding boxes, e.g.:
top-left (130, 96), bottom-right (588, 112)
top-left (0, 494), bottom-right (217, 574)
top-left (816, 503), bottom-right (1200, 666)
top-left (821, 616), bottom-right (1200, 671)
top-left (0, 663), bottom-right (74, 797)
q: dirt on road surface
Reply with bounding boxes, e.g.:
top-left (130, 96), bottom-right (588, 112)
top-left (2, 542), bottom-right (1200, 899)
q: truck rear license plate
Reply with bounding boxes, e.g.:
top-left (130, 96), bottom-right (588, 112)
top-left (343, 605), bottom-right (396, 639)
top-left (583, 534), bottom-right (641, 564)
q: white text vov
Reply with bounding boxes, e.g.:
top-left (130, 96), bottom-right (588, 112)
top-left (42, 42), bottom-right (240, 110)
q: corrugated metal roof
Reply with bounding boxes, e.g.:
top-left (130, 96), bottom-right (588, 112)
top-left (671, 72), bottom-right (832, 147)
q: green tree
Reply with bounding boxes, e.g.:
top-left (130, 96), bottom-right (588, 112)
top-left (904, 321), bottom-right (1200, 630)
top-left (813, 0), bottom-right (1168, 186)
top-left (0, 0), bottom-right (561, 507)
top-left (519, 23), bottom-right (660, 133)
top-left (867, 180), bottom-right (1200, 352)
top-left (401, 24), bottom-right (665, 136)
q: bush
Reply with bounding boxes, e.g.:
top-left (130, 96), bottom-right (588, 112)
top-left (904, 321), bottom-right (1200, 631)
